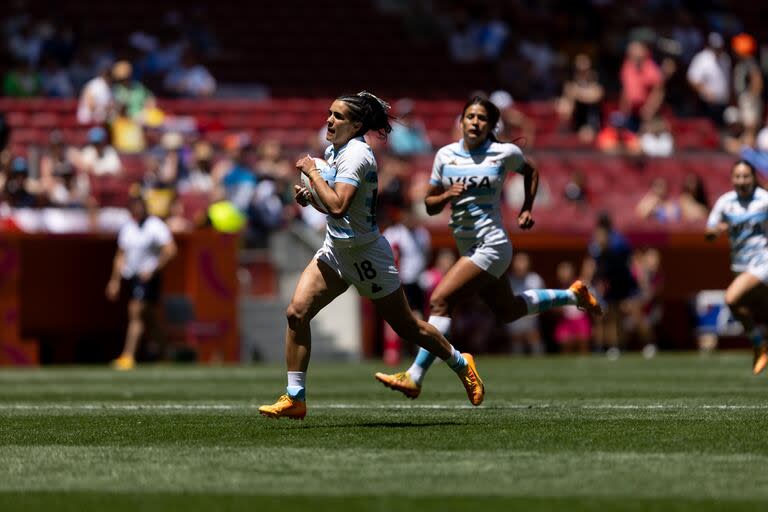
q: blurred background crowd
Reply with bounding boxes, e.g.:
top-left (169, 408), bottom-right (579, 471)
top-left (1, 0), bottom-right (765, 358)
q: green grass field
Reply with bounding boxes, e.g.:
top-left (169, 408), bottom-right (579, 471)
top-left (1, 354), bottom-right (767, 511)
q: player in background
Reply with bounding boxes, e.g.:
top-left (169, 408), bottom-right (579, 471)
top-left (106, 196), bottom-right (177, 370)
top-left (381, 206), bottom-right (430, 365)
top-left (706, 160), bottom-right (768, 374)
top-left (376, 96), bottom-right (603, 399)
top-left (258, 92), bottom-right (484, 420)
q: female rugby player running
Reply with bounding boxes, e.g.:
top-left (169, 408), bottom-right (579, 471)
top-left (375, 96), bottom-right (602, 399)
top-left (259, 92), bottom-right (484, 419)
top-left (706, 160), bottom-right (768, 375)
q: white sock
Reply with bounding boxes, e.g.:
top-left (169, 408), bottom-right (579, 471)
top-left (444, 346), bottom-right (467, 372)
top-left (521, 289), bottom-right (577, 314)
top-left (406, 315), bottom-right (450, 385)
top-left (286, 371), bottom-right (306, 400)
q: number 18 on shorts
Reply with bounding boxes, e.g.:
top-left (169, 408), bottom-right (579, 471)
top-left (314, 236), bottom-right (401, 299)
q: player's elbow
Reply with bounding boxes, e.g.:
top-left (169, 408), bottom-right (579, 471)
top-left (327, 204), bottom-right (349, 218)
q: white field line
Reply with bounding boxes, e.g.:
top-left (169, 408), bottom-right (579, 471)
top-left (1, 403), bottom-right (768, 411)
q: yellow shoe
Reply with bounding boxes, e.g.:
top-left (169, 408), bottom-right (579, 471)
top-left (111, 355), bottom-right (135, 370)
top-left (457, 353), bottom-right (484, 406)
top-left (258, 394), bottom-right (306, 420)
top-left (753, 350), bottom-right (768, 376)
top-left (569, 280), bottom-right (603, 316)
top-left (375, 371), bottom-right (421, 399)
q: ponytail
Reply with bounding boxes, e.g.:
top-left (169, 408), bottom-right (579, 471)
top-left (338, 91), bottom-right (393, 139)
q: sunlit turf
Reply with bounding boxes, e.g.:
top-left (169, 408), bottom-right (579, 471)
top-left (1, 353), bottom-right (767, 511)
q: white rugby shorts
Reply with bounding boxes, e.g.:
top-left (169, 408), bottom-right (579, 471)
top-left (455, 237), bottom-right (513, 279)
top-left (315, 236), bottom-right (401, 299)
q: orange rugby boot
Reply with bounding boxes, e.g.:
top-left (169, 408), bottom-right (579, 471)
top-left (111, 355), bottom-right (135, 371)
top-left (753, 348), bottom-right (768, 376)
top-left (457, 353), bottom-right (484, 406)
top-left (375, 371), bottom-right (421, 399)
top-left (569, 280), bottom-right (603, 316)
top-left (258, 394), bottom-right (307, 420)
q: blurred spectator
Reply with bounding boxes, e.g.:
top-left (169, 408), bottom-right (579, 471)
top-left (639, 117), bottom-right (674, 157)
top-left (46, 162), bottom-right (91, 209)
top-left (255, 140), bottom-right (292, 181)
top-left (447, 7), bottom-right (482, 63)
top-left (553, 261), bottom-right (592, 354)
top-left (38, 130), bottom-right (74, 192)
top-left (563, 170), bottom-right (589, 207)
top-left (112, 60), bottom-right (156, 120)
top-left (490, 90), bottom-right (535, 147)
top-left (671, 10), bottom-right (703, 64)
top-left (3, 60), bottom-right (42, 97)
top-left (0, 113), bottom-right (9, 153)
top-left (39, 57), bottom-right (74, 97)
top-left (141, 153), bottom-right (177, 220)
top-left (178, 141), bottom-right (214, 194)
top-left (596, 112), bottom-right (642, 156)
top-left (476, 6), bottom-right (509, 60)
top-left (72, 127), bottom-right (122, 176)
top-left (731, 33), bottom-right (763, 144)
top-left (77, 67), bottom-right (114, 125)
top-left (687, 33), bottom-right (731, 127)
top-left (557, 53), bottom-right (604, 144)
top-left (620, 41), bottom-right (664, 133)
top-left (635, 177), bottom-right (681, 223)
top-left (389, 99), bottom-right (431, 157)
top-left (742, 116), bottom-right (768, 175)
top-left (586, 213), bottom-right (638, 357)
top-left (419, 248), bottom-right (457, 314)
top-left (164, 50), bottom-right (216, 98)
top-left (1, 157), bottom-right (39, 208)
top-left (628, 248), bottom-right (664, 357)
top-left (678, 173), bottom-right (709, 221)
top-left (722, 105), bottom-right (751, 155)
top-left (111, 104), bottom-right (147, 154)
top-left (381, 206), bottom-right (430, 364)
top-left (165, 198), bottom-right (194, 233)
top-left (506, 252), bottom-right (545, 355)
top-left (519, 33), bottom-right (561, 100)
top-left (212, 134), bottom-right (257, 213)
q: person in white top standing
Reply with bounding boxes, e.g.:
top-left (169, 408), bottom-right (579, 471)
top-left (106, 196), bottom-right (177, 370)
top-left (687, 33), bottom-right (731, 126)
top-left (258, 92), bottom-right (485, 420)
top-left (376, 96), bottom-right (603, 400)
top-left (76, 67), bottom-right (114, 125)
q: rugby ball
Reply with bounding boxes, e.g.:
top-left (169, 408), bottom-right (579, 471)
top-left (301, 158), bottom-right (336, 214)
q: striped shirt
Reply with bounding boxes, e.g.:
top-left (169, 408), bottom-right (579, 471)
top-left (430, 139), bottom-right (525, 245)
top-left (707, 188), bottom-right (768, 272)
top-left (323, 137), bottom-right (380, 248)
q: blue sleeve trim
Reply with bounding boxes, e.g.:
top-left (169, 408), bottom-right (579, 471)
top-left (336, 177), bottom-right (360, 186)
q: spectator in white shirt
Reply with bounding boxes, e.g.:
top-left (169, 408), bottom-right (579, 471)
top-left (76, 67), bottom-right (114, 125)
top-left (687, 33), bottom-right (731, 126)
top-left (72, 126), bottom-right (122, 176)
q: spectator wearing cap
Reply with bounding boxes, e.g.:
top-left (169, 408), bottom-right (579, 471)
top-left (687, 33), bottom-right (731, 126)
top-left (732, 33), bottom-right (763, 144)
top-left (178, 140), bottom-right (215, 194)
top-left (388, 99), bottom-right (431, 157)
top-left (112, 60), bottom-right (156, 120)
top-left (1, 157), bottom-right (39, 208)
top-left (619, 41), bottom-right (665, 133)
top-left (77, 66), bottom-right (114, 125)
top-left (490, 89), bottom-right (535, 146)
top-left (72, 127), bottom-right (122, 176)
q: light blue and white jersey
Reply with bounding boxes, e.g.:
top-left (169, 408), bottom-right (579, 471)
top-left (430, 139), bottom-right (525, 245)
top-left (707, 188), bottom-right (768, 272)
top-left (323, 137), bottom-right (380, 248)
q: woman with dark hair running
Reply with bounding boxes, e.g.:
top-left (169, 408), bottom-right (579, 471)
top-left (706, 160), bottom-right (768, 374)
top-left (259, 92), bottom-right (484, 419)
top-left (376, 96), bottom-right (602, 399)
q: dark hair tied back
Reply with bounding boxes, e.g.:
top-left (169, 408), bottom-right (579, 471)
top-left (462, 95), bottom-right (501, 143)
top-left (338, 91), bottom-right (393, 139)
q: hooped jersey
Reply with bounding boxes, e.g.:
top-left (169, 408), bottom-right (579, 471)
top-left (430, 139), bottom-right (525, 245)
top-left (323, 137), bottom-right (380, 248)
top-left (707, 187), bottom-right (768, 272)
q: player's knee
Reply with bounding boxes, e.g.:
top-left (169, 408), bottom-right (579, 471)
top-left (286, 302), bottom-right (310, 330)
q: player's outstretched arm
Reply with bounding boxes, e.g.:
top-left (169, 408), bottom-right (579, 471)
top-left (517, 159), bottom-right (538, 230)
